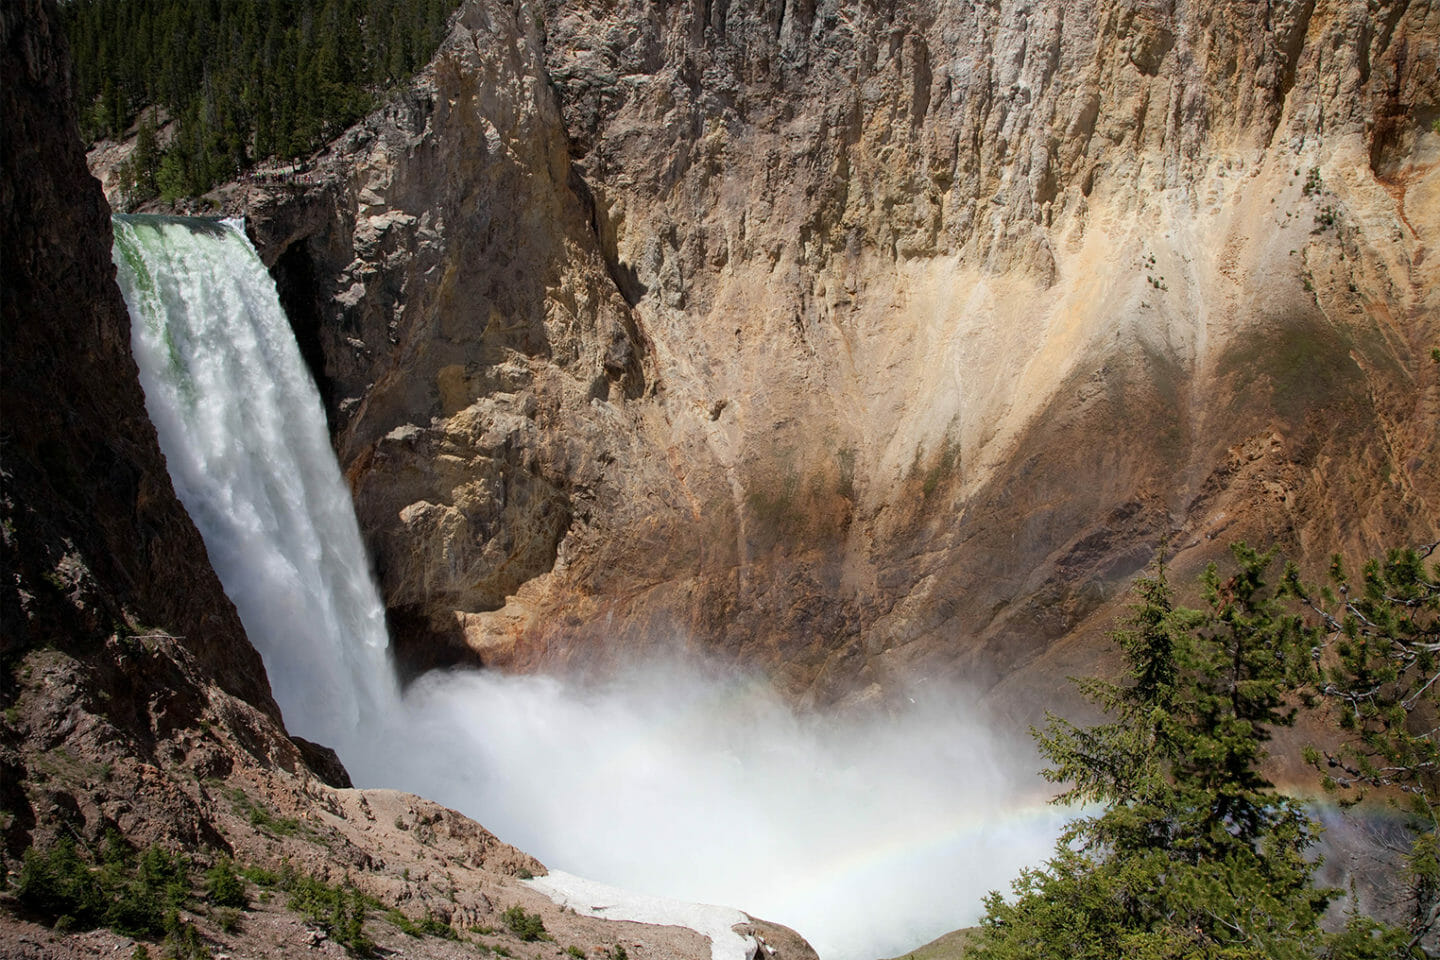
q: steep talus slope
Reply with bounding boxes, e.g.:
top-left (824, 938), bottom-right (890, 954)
top-left (3, 5), bottom-right (813, 956)
top-left (230, 0), bottom-right (1437, 710)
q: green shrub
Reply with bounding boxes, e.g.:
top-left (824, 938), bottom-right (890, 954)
top-left (238, 864), bottom-right (280, 888)
top-left (103, 880), bottom-right (167, 939)
top-left (14, 836), bottom-right (194, 938)
top-left (112, 845), bottom-right (188, 938)
top-left (204, 857), bottom-right (247, 909)
top-left (15, 838), bottom-right (106, 928)
top-left (417, 914), bottom-right (458, 939)
top-left (382, 906), bottom-right (456, 939)
top-left (501, 905), bottom-right (548, 942)
top-left (247, 803), bottom-right (300, 835)
top-left (286, 875), bottom-right (374, 957)
top-left (225, 788), bottom-right (301, 836)
top-left (161, 911), bottom-right (209, 960)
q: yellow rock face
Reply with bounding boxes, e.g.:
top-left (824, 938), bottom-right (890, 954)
top-left (232, 0), bottom-right (1437, 713)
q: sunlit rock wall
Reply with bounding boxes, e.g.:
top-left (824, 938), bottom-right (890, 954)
top-left (235, 0), bottom-right (1438, 710)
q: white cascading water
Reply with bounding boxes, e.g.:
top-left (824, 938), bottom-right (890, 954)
top-left (112, 214), bottom-right (1065, 960)
top-left (112, 215), bottom-right (400, 756)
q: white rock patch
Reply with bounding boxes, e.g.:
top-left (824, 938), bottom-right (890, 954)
top-left (524, 870), bottom-right (758, 960)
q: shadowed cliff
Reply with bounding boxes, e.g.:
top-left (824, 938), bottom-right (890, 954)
top-left (1, 0), bottom-right (279, 723)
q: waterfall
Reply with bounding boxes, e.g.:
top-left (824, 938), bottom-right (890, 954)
top-left (112, 215), bottom-right (399, 756)
top-left (111, 213), bottom-right (1066, 960)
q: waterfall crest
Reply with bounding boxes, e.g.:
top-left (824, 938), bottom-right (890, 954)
top-left (112, 214), bottom-right (399, 753)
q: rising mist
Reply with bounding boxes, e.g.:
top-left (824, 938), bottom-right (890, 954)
top-left (362, 660), bottom-right (1069, 960)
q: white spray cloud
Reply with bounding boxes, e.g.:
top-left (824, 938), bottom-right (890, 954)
top-left (354, 660), bottom-right (1068, 960)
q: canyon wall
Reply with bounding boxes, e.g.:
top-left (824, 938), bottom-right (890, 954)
top-left (1, 0), bottom-right (279, 722)
top-left (232, 0), bottom-right (1439, 710)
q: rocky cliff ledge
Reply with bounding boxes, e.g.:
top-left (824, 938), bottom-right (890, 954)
top-left (220, 0), bottom-right (1438, 712)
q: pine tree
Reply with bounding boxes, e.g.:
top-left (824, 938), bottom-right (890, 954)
top-left (134, 114), bottom-right (160, 192)
top-left (971, 546), bottom-right (1412, 960)
top-left (59, 0), bottom-right (461, 198)
top-left (1289, 544), bottom-right (1440, 954)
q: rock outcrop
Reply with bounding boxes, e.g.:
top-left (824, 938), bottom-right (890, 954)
top-left (234, 1), bottom-right (654, 672)
top-left (221, 0), bottom-right (1437, 712)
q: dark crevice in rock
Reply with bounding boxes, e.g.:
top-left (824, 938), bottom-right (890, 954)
top-left (385, 605), bottom-right (484, 686)
top-left (269, 239), bottom-right (337, 431)
top-left (1271, 0), bottom-right (1317, 133)
top-left (909, 35), bottom-right (932, 128)
top-left (567, 164), bottom-right (647, 309)
top-left (564, 162), bottom-right (650, 397)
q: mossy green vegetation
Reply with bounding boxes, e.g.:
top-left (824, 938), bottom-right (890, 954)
top-left (222, 786), bottom-right (303, 837)
top-left (283, 869), bottom-right (377, 957)
top-left (384, 906), bottom-right (459, 940)
top-left (203, 856), bottom-right (247, 909)
top-left (908, 433), bottom-right (961, 500)
top-left (9, 834), bottom-right (462, 959)
top-left (13, 833), bottom-right (215, 958)
top-left (14, 833), bottom-right (190, 939)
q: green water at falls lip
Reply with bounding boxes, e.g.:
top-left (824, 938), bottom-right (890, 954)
top-left (114, 212), bottom-right (232, 235)
top-left (112, 218), bottom-right (188, 384)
